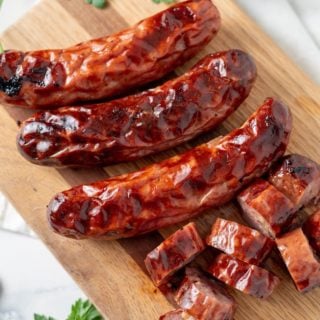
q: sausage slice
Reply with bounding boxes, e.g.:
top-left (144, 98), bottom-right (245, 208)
top-left (237, 179), bottom-right (295, 239)
top-left (208, 253), bottom-right (280, 299)
top-left (303, 210), bottom-right (320, 254)
top-left (145, 222), bottom-right (205, 286)
top-left (206, 218), bottom-right (273, 264)
top-left (269, 154), bottom-right (320, 209)
top-left (175, 267), bottom-right (236, 320)
top-left (159, 309), bottom-right (195, 320)
top-left (276, 228), bottom-right (320, 292)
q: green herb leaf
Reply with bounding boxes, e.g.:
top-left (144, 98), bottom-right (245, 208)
top-left (152, 0), bottom-right (176, 3)
top-left (34, 314), bottom-right (56, 320)
top-left (85, 0), bottom-right (93, 4)
top-left (91, 0), bottom-right (106, 9)
top-left (67, 299), bottom-right (103, 320)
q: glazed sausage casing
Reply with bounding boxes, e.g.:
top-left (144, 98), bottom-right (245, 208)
top-left (268, 154), bottom-right (320, 209)
top-left (206, 218), bottom-right (274, 265)
top-left (303, 210), bottom-right (320, 254)
top-left (48, 98), bottom-right (292, 239)
top-left (175, 267), bottom-right (236, 320)
top-left (145, 222), bottom-right (205, 286)
top-left (208, 253), bottom-right (280, 299)
top-left (159, 309), bottom-right (195, 320)
top-left (17, 50), bottom-right (256, 167)
top-left (0, 0), bottom-right (220, 108)
top-left (276, 228), bottom-right (320, 292)
top-left (238, 179), bottom-right (296, 239)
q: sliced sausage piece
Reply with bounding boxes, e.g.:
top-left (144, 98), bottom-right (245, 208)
top-left (276, 228), bottom-right (320, 292)
top-left (175, 267), bottom-right (236, 320)
top-left (17, 50), bottom-right (257, 167)
top-left (237, 179), bottom-right (296, 239)
top-left (159, 309), bottom-right (195, 320)
top-left (0, 0), bottom-right (221, 108)
top-left (206, 218), bottom-right (274, 265)
top-left (268, 154), bottom-right (320, 209)
top-left (208, 253), bottom-right (280, 299)
top-left (48, 98), bottom-right (292, 240)
top-left (144, 222), bottom-right (205, 286)
top-left (303, 210), bottom-right (320, 254)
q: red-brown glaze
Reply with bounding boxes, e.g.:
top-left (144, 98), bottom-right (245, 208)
top-left (268, 154), bottom-right (320, 209)
top-left (0, 0), bottom-right (220, 109)
top-left (206, 218), bottom-right (274, 265)
top-left (159, 309), bottom-right (195, 320)
top-left (208, 253), bottom-right (280, 299)
top-left (276, 228), bottom-right (320, 292)
top-left (304, 210), bottom-right (320, 254)
top-left (144, 222), bottom-right (205, 286)
top-left (175, 267), bottom-right (236, 320)
top-left (237, 179), bottom-right (296, 239)
top-left (17, 50), bottom-right (257, 167)
top-left (48, 98), bottom-right (292, 239)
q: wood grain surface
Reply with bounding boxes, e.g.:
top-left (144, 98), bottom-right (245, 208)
top-left (0, 0), bottom-right (319, 319)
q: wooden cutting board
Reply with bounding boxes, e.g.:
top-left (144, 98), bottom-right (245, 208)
top-left (0, 1), bottom-right (319, 319)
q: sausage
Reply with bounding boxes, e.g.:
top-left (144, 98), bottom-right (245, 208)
top-left (144, 222), bottom-right (205, 286)
top-left (0, 0), bottom-right (220, 109)
top-left (17, 50), bottom-right (257, 167)
top-left (303, 210), bottom-right (320, 254)
top-left (48, 98), bottom-right (292, 239)
top-left (208, 253), bottom-right (280, 299)
top-left (206, 218), bottom-right (274, 265)
top-left (276, 228), bottom-right (320, 292)
top-left (268, 154), bottom-right (320, 210)
top-left (175, 267), bottom-right (236, 320)
top-left (237, 179), bottom-right (296, 239)
top-left (159, 309), bottom-right (195, 320)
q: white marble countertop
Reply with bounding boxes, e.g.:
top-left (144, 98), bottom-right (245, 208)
top-left (0, 0), bottom-right (319, 319)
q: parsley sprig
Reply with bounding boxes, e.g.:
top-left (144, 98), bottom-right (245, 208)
top-left (85, 0), bottom-right (106, 9)
top-left (34, 299), bottom-right (103, 320)
top-left (84, 0), bottom-right (176, 9)
top-left (152, 0), bottom-right (176, 3)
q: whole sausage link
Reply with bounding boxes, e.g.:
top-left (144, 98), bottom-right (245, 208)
top-left (17, 50), bottom-right (257, 167)
top-left (0, 0), bottom-right (221, 108)
top-left (48, 97), bottom-right (292, 239)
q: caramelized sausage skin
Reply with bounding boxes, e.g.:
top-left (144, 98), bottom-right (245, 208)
top-left (175, 267), bottom-right (236, 320)
top-left (206, 218), bottom-right (274, 264)
top-left (17, 50), bottom-right (257, 167)
top-left (145, 222), bottom-right (205, 286)
top-left (276, 228), bottom-right (320, 292)
top-left (208, 253), bottom-right (280, 299)
top-left (159, 309), bottom-right (195, 320)
top-left (0, 0), bottom-right (220, 108)
top-left (268, 154), bottom-right (320, 209)
top-left (48, 98), bottom-right (292, 240)
top-left (237, 179), bottom-right (296, 239)
top-left (304, 210), bottom-right (320, 254)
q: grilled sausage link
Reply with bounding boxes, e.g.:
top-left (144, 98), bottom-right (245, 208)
top-left (48, 98), bottom-right (292, 239)
top-left (17, 50), bottom-right (257, 167)
top-left (0, 0), bottom-right (220, 108)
